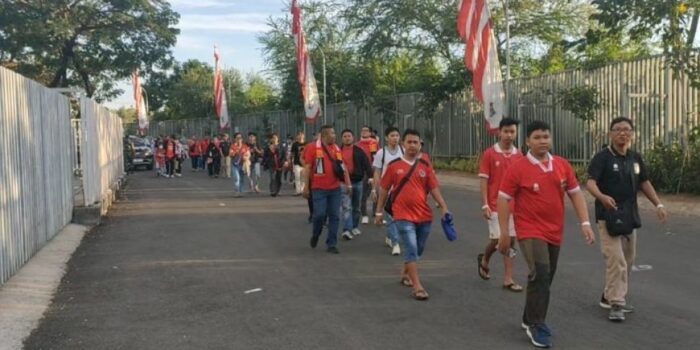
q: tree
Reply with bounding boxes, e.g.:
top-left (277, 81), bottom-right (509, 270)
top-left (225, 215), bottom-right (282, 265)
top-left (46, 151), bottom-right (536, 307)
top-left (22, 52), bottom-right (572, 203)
top-left (115, 107), bottom-right (137, 125)
top-left (244, 73), bottom-right (278, 112)
top-left (0, 0), bottom-right (179, 101)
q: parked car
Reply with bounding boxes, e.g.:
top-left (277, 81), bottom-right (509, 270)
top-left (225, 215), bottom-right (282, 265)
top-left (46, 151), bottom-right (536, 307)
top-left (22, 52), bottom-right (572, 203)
top-left (129, 136), bottom-right (154, 170)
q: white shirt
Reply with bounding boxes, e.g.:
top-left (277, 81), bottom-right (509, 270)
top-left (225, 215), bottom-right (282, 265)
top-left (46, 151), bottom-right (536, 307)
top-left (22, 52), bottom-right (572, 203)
top-left (373, 145), bottom-right (404, 177)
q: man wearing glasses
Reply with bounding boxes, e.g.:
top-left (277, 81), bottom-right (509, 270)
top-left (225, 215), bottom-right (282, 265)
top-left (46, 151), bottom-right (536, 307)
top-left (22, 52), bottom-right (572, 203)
top-left (586, 117), bottom-right (668, 322)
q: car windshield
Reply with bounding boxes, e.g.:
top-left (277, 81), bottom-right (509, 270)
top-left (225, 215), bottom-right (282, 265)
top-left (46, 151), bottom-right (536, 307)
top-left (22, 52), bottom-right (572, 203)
top-left (130, 138), bottom-right (147, 147)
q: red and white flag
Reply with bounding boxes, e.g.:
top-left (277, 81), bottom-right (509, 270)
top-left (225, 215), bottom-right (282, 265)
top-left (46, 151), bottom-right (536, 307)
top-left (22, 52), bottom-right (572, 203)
top-left (458, 0), bottom-right (505, 133)
top-left (213, 46), bottom-right (230, 130)
top-left (292, 0), bottom-right (321, 123)
top-left (131, 70), bottom-right (149, 133)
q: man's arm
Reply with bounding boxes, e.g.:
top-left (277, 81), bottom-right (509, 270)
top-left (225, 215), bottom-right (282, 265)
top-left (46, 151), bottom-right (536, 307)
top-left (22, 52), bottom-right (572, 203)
top-left (480, 178), bottom-right (491, 219)
top-left (302, 164), bottom-right (312, 199)
top-left (374, 185), bottom-right (389, 225)
top-left (430, 187), bottom-right (449, 217)
top-left (586, 179), bottom-right (617, 210)
top-left (640, 181), bottom-right (668, 223)
top-left (568, 191), bottom-right (596, 245)
top-left (496, 196), bottom-right (512, 254)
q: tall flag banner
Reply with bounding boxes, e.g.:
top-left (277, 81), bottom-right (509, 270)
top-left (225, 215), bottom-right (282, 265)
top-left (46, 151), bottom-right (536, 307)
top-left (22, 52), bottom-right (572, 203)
top-left (457, 0), bottom-right (505, 133)
top-left (292, 0), bottom-right (321, 123)
top-left (214, 46), bottom-right (230, 130)
top-left (131, 70), bottom-right (149, 133)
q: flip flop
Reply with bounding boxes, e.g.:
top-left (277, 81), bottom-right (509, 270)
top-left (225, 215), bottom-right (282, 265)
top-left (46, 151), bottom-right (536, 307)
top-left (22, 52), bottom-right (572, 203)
top-left (503, 283), bottom-right (523, 292)
top-left (400, 277), bottom-right (413, 287)
top-left (412, 289), bottom-right (429, 301)
top-left (477, 254), bottom-right (490, 280)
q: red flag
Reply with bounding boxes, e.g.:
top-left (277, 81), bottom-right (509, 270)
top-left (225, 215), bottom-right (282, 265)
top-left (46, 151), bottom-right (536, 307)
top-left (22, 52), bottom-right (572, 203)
top-left (292, 0), bottom-right (321, 123)
top-left (213, 46), bottom-right (230, 130)
top-left (457, 0), bottom-right (505, 133)
top-left (131, 70), bottom-right (149, 133)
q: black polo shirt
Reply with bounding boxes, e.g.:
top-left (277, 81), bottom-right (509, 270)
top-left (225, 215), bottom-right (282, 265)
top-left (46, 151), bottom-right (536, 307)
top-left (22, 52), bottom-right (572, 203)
top-left (587, 147), bottom-right (649, 222)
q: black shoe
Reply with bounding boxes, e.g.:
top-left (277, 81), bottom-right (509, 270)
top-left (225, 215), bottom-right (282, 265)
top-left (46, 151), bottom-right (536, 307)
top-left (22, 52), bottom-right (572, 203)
top-left (310, 235), bottom-right (319, 248)
top-left (327, 246), bottom-right (339, 254)
top-left (600, 294), bottom-right (634, 313)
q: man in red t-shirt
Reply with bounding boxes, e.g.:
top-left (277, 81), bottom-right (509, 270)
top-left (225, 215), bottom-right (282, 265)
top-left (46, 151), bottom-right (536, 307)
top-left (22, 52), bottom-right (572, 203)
top-left (477, 118), bottom-right (524, 292)
top-left (375, 129), bottom-right (449, 301)
top-left (188, 136), bottom-right (200, 172)
top-left (339, 129), bottom-right (372, 241)
top-left (356, 126), bottom-right (379, 224)
top-left (497, 121), bottom-right (595, 348)
top-left (302, 126), bottom-right (351, 254)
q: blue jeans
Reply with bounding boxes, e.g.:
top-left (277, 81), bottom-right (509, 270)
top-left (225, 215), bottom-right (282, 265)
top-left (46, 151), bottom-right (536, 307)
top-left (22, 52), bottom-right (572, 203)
top-left (312, 188), bottom-right (342, 248)
top-left (232, 165), bottom-right (246, 193)
top-left (395, 221), bottom-right (432, 262)
top-left (341, 182), bottom-right (363, 231)
top-left (385, 211), bottom-right (400, 246)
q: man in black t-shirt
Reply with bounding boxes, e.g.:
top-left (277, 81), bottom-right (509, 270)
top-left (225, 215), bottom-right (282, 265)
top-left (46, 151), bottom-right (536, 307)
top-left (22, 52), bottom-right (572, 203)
top-left (290, 131), bottom-right (307, 195)
top-left (587, 117), bottom-right (668, 323)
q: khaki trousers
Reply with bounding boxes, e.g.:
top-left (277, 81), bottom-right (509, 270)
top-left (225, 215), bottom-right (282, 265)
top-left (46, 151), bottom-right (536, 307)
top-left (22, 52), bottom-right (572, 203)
top-left (598, 221), bottom-right (637, 306)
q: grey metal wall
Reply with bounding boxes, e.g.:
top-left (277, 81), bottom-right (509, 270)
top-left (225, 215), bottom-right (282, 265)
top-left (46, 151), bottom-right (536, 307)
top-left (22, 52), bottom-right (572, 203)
top-left (0, 67), bottom-right (73, 285)
top-left (126, 55), bottom-right (699, 161)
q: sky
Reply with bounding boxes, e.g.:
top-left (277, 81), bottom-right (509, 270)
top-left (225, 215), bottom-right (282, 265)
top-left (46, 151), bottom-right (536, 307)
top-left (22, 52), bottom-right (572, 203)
top-left (106, 0), bottom-right (290, 109)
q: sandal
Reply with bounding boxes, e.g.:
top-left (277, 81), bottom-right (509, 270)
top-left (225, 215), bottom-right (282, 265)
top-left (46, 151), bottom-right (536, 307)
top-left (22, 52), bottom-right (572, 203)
top-left (400, 276), bottom-right (413, 287)
top-left (477, 254), bottom-right (490, 280)
top-left (412, 289), bottom-right (429, 301)
top-left (503, 282), bottom-right (523, 292)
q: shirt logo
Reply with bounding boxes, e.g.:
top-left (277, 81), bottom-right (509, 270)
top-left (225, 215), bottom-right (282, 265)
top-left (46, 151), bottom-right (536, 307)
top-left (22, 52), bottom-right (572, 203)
top-left (634, 162), bottom-right (640, 175)
top-left (419, 169), bottom-right (426, 177)
top-left (397, 169), bottom-right (405, 175)
top-left (613, 163), bottom-right (619, 172)
top-left (533, 183), bottom-right (540, 192)
top-left (495, 161), bottom-right (500, 167)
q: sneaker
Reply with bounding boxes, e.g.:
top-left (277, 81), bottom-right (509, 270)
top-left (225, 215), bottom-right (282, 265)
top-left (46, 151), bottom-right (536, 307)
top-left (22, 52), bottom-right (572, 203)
top-left (341, 231), bottom-right (353, 241)
top-left (310, 235), bottom-right (319, 248)
top-left (599, 294), bottom-right (634, 313)
top-left (522, 323), bottom-right (552, 337)
top-left (525, 325), bottom-right (552, 348)
top-left (609, 304), bottom-right (625, 322)
top-left (385, 237), bottom-right (393, 248)
top-left (361, 216), bottom-right (369, 224)
top-left (327, 246), bottom-right (340, 254)
top-left (392, 244), bottom-right (401, 256)
top-left (175, 173), bottom-right (182, 177)
top-left (351, 228), bottom-right (361, 236)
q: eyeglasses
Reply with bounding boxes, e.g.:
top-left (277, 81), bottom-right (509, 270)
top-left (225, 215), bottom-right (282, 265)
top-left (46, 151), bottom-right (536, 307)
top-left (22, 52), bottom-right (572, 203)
top-left (611, 128), bottom-right (634, 133)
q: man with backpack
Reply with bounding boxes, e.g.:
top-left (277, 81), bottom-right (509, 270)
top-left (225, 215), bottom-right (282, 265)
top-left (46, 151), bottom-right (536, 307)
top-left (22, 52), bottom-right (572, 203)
top-left (372, 127), bottom-right (404, 256)
top-left (339, 129), bottom-right (372, 241)
top-left (374, 129), bottom-right (450, 301)
top-left (586, 117), bottom-right (668, 322)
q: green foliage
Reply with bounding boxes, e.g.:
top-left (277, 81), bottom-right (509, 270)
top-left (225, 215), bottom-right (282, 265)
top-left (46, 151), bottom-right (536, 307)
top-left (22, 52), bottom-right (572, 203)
top-left (115, 107), bottom-right (137, 125)
top-left (645, 127), bottom-right (700, 194)
top-left (558, 85), bottom-right (602, 122)
top-left (433, 157), bottom-right (479, 173)
top-left (0, 0), bottom-right (179, 100)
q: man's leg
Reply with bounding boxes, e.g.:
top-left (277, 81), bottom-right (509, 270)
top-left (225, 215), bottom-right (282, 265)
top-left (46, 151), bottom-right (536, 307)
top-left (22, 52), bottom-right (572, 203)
top-left (598, 221), bottom-right (631, 306)
top-left (311, 190), bottom-right (328, 246)
top-left (396, 221), bottom-right (426, 297)
top-left (232, 165), bottom-right (240, 193)
top-left (519, 238), bottom-right (560, 326)
top-left (340, 185), bottom-right (352, 233)
top-left (360, 177), bottom-right (370, 222)
top-left (351, 181), bottom-right (363, 229)
top-left (274, 170), bottom-right (283, 195)
top-left (386, 212), bottom-right (400, 246)
top-left (269, 170), bottom-right (276, 193)
top-left (325, 188), bottom-right (342, 249)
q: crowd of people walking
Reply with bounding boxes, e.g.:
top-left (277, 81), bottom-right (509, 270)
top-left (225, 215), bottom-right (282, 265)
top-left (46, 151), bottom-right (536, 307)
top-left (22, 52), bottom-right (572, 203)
top-left (128, 116), bottom-right (668, 349)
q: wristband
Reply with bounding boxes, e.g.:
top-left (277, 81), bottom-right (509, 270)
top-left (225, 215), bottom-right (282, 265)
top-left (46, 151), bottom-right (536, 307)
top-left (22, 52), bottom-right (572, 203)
top-left (375, 213), bottom-right (384, 216)
top-left (656, 204), bottom-right (665, 209)
top-left (581, 221), bottom-right (591, 227)
top-left (481, 205), bottom-right (489, 210)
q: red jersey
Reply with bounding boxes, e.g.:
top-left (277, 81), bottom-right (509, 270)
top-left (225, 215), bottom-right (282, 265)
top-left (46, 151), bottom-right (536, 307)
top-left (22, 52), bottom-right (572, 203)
top-left (165, 141), bottom-right (175, 159)
top-left (304, 140), bottom-right (344, 190)
top-left (498, 153), bottom-right (581, 246)
top-left (188, 139), bottom-right (200, 156)
top-left (380, 157), bottom-right (439, 223)
top-left (357, 138), bottom-right (379, 163)
top-left (478, 144), bottom-right (523, 211)
top-left (198, 140), bottom-right (208, 155)
top-left (341, 145), bottom-right (355, 175)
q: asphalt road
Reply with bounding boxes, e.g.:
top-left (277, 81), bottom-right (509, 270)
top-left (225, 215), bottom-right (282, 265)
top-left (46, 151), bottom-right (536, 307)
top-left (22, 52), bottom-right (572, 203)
top-left (23, 166), bottom-right (700, 350)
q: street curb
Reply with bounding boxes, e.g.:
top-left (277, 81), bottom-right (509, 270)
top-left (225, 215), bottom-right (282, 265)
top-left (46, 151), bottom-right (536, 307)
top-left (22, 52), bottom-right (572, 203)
top-left (0, 224), bottom-right (90, 350)
top-left (437, 171), bottom-right (700, 217)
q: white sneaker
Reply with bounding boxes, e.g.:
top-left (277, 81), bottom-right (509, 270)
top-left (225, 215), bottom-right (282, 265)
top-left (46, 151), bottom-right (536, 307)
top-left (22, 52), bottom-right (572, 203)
top-left (361, 216), bottom-right (369, 224)
top-left (385, 237), bottom-right (393, 248)
top-left (351, 228), bottom-right (361, 236)
top-left (175, 173), bottom-right (182, 177)
top-left (392, 244), bottom-right (401, 256)
top-left (342, 231), bottom-right (353, 241)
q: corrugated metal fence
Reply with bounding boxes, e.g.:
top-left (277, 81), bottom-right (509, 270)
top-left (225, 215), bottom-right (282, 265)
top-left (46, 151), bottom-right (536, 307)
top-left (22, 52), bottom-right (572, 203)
top-left (79, 99), bottom-right (125, 208)
top-left (0, 67), bottom-right (73, 285)
top-left (126, 56), bottom-right (700, 162)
